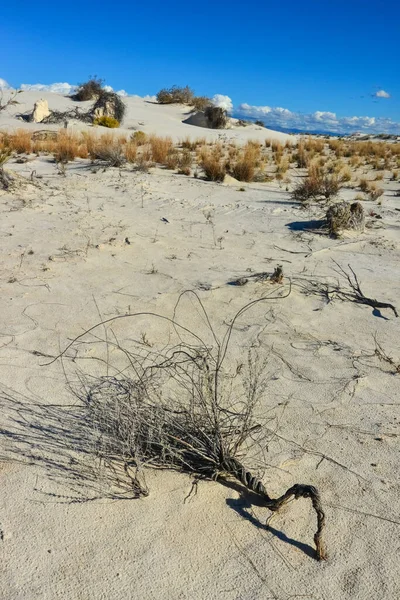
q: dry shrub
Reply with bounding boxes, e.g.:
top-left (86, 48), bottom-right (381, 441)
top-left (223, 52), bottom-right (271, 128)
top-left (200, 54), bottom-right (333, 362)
top-left (92, 91), bottom-right (126, 123)
top-left (149, 136), bottom-right (173, 163)
top-left (132, 131), bottom-right (147, 145)
top-left (326, 201), bottom-right (365, 237)
top-left (164, 149), bottom-right (180, 170)
top-left (9, 129), bottom-right (32, 154)
top-left (294, 142), bottom-right (308, 168)
top-left (304, 138), bottom-right (325, 153)
top-left (200, 150), bottom-right (226, 182)
top-left (90, 134), bottom-right (126, 167)
top-left (191, 96), bottom-right (211, 111)
top-left (339, 166), bottom-right (352, 182)
top-left (291, 174), bottom-right (340, 203)
top-left (368, 184), bottom-right (384, 201)
top-left (54, 131), bottom-right (80, 163)
top-left (74, 76), bottom-right (104, 101)
top-left (359, 178), bottom-right (369, 192)
top-left (156, 85), bottom-right (194, 105)
top-left (276, 156), bottom-right (289, 176)
top-left (181, 137), bottom-right (205, 150)
top-left (230, 145), bottom-right (260, 182)
top-left (231, 158), bottom-right (254, 182)
top-left (271, 140), bottom-right (283, 153)
top-left (81, 131), bottom-right (97, 155)
top-left (177, 149), bottom-right (193, 174)
top-left (125, 141), bottom-right (138, 163)
top-left (136, 145), bottom-right (153, 172)
top-left (204, 106), bottom-right (228, 129)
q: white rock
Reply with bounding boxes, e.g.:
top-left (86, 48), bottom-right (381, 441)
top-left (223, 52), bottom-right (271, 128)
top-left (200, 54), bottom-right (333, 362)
top-left (31, 98), bottom-right (50, 123)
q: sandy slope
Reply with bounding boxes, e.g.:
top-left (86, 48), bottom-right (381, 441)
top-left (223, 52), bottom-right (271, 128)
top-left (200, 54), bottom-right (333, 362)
top-left (0, 90), bottom-right (293, 143)
top-left (1, 98), bottom-right (400, 600)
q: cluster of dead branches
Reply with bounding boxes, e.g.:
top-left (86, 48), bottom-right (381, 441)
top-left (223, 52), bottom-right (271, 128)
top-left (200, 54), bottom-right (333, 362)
top-left (0, 89), bottom-right (21, 113)
top-left (296, 262), bottom-right (398, 319)
top-left (36, 289), bottom-right (326, 559)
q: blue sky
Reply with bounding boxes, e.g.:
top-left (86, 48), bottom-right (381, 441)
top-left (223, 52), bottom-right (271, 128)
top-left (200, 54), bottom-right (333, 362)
top-left (1, 0), bottom-right (399, 133)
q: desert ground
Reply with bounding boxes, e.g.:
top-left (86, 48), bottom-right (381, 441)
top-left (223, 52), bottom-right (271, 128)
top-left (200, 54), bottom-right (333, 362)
top-left (1, 90), bottom-right (400, 600)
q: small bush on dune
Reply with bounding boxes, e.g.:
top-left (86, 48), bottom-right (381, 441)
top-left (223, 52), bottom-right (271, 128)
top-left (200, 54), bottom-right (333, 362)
top-left (191, 96), bottom-right (211, 111)
top-left (255, 120), bottom-right (265, 127)
top-left (74, 76), bottom-right (104, 101)
top-left (204, 106), bottom-right (228, 129)
top-left (93, 116), bottom-right (120, 128)
top-left (132, 131), bottom-right (147, 145)
top-left (92, 91), bottom-right (126, 123)
top-left (291, 172), bottom-right (340, 203)
top-left (156, 85), bottom-right (194, 105)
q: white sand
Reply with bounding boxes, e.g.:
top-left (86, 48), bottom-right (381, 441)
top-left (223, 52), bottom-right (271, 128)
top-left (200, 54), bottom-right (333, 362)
top-left (1, 92), bottom-right (400, 600)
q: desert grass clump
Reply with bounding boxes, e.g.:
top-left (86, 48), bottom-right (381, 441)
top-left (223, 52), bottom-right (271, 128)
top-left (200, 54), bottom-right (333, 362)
top-left (177, 149), bottom-right (193, 175)
top-left (54, 131), bottom-right (80, 163)
top-left (149, 136), bottom-right (173, 164)
top-left (93, 116), bottom-right (120, 128)
top-left (164, 149), bottom-right (180, 170)
top-left (132, 131), bottom-right (147, 145)
top-left (124, 141), bottom-right (138, 163)
top-left (200, 150), bottom-right (226, 182)
top-left (294, 142), bottom-right (309, 168)
top-left (156, 85), bottom-right (195, 105)
top-left (191, 96), bottom-right (211, 111)
top-left (90, 134), bottom-right (126, 167)
top-left (9, 129), bottom-right (32, 154)
top-left (74, 76), bottom-right (104, 101)
top-left (326, 201), bottom-right (364, 237)
top-left (359, 177), bottom-right (370, 192)
top-left (47, 291), bottom-right (326, 560)
top-left (368, 184), bottom-right (384, 201)
top-left (136, 144), bottom-right (153, 172)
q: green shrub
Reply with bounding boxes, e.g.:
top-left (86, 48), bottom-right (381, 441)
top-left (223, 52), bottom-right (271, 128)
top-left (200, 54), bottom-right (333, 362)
top-left (132, 131), bottom-right (147, 145)
top-left (93, 116), bottom-right (120, 128)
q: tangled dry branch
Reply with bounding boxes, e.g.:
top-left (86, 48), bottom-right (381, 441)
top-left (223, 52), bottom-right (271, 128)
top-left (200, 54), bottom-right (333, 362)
top-left (42, 289), bottom-right (326, 559)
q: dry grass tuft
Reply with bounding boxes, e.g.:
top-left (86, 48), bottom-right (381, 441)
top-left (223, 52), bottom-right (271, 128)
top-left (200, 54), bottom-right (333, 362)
top-left (149, 136), bottom-right (173, 163)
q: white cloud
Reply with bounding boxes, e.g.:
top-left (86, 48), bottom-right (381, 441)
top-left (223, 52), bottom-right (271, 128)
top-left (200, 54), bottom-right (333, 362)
top-left (212, 94), bottom-right (233, 113)
top-left (20, 82), bottom-right (77, 95)
top-left (236, 102), bottom-right (400, 134)
top-left (0, 78), bottom-right (11, 90)
top-left (131, 94), bottom-right (157, 102)
top-left (374, 89), bottom-right (390, 98)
